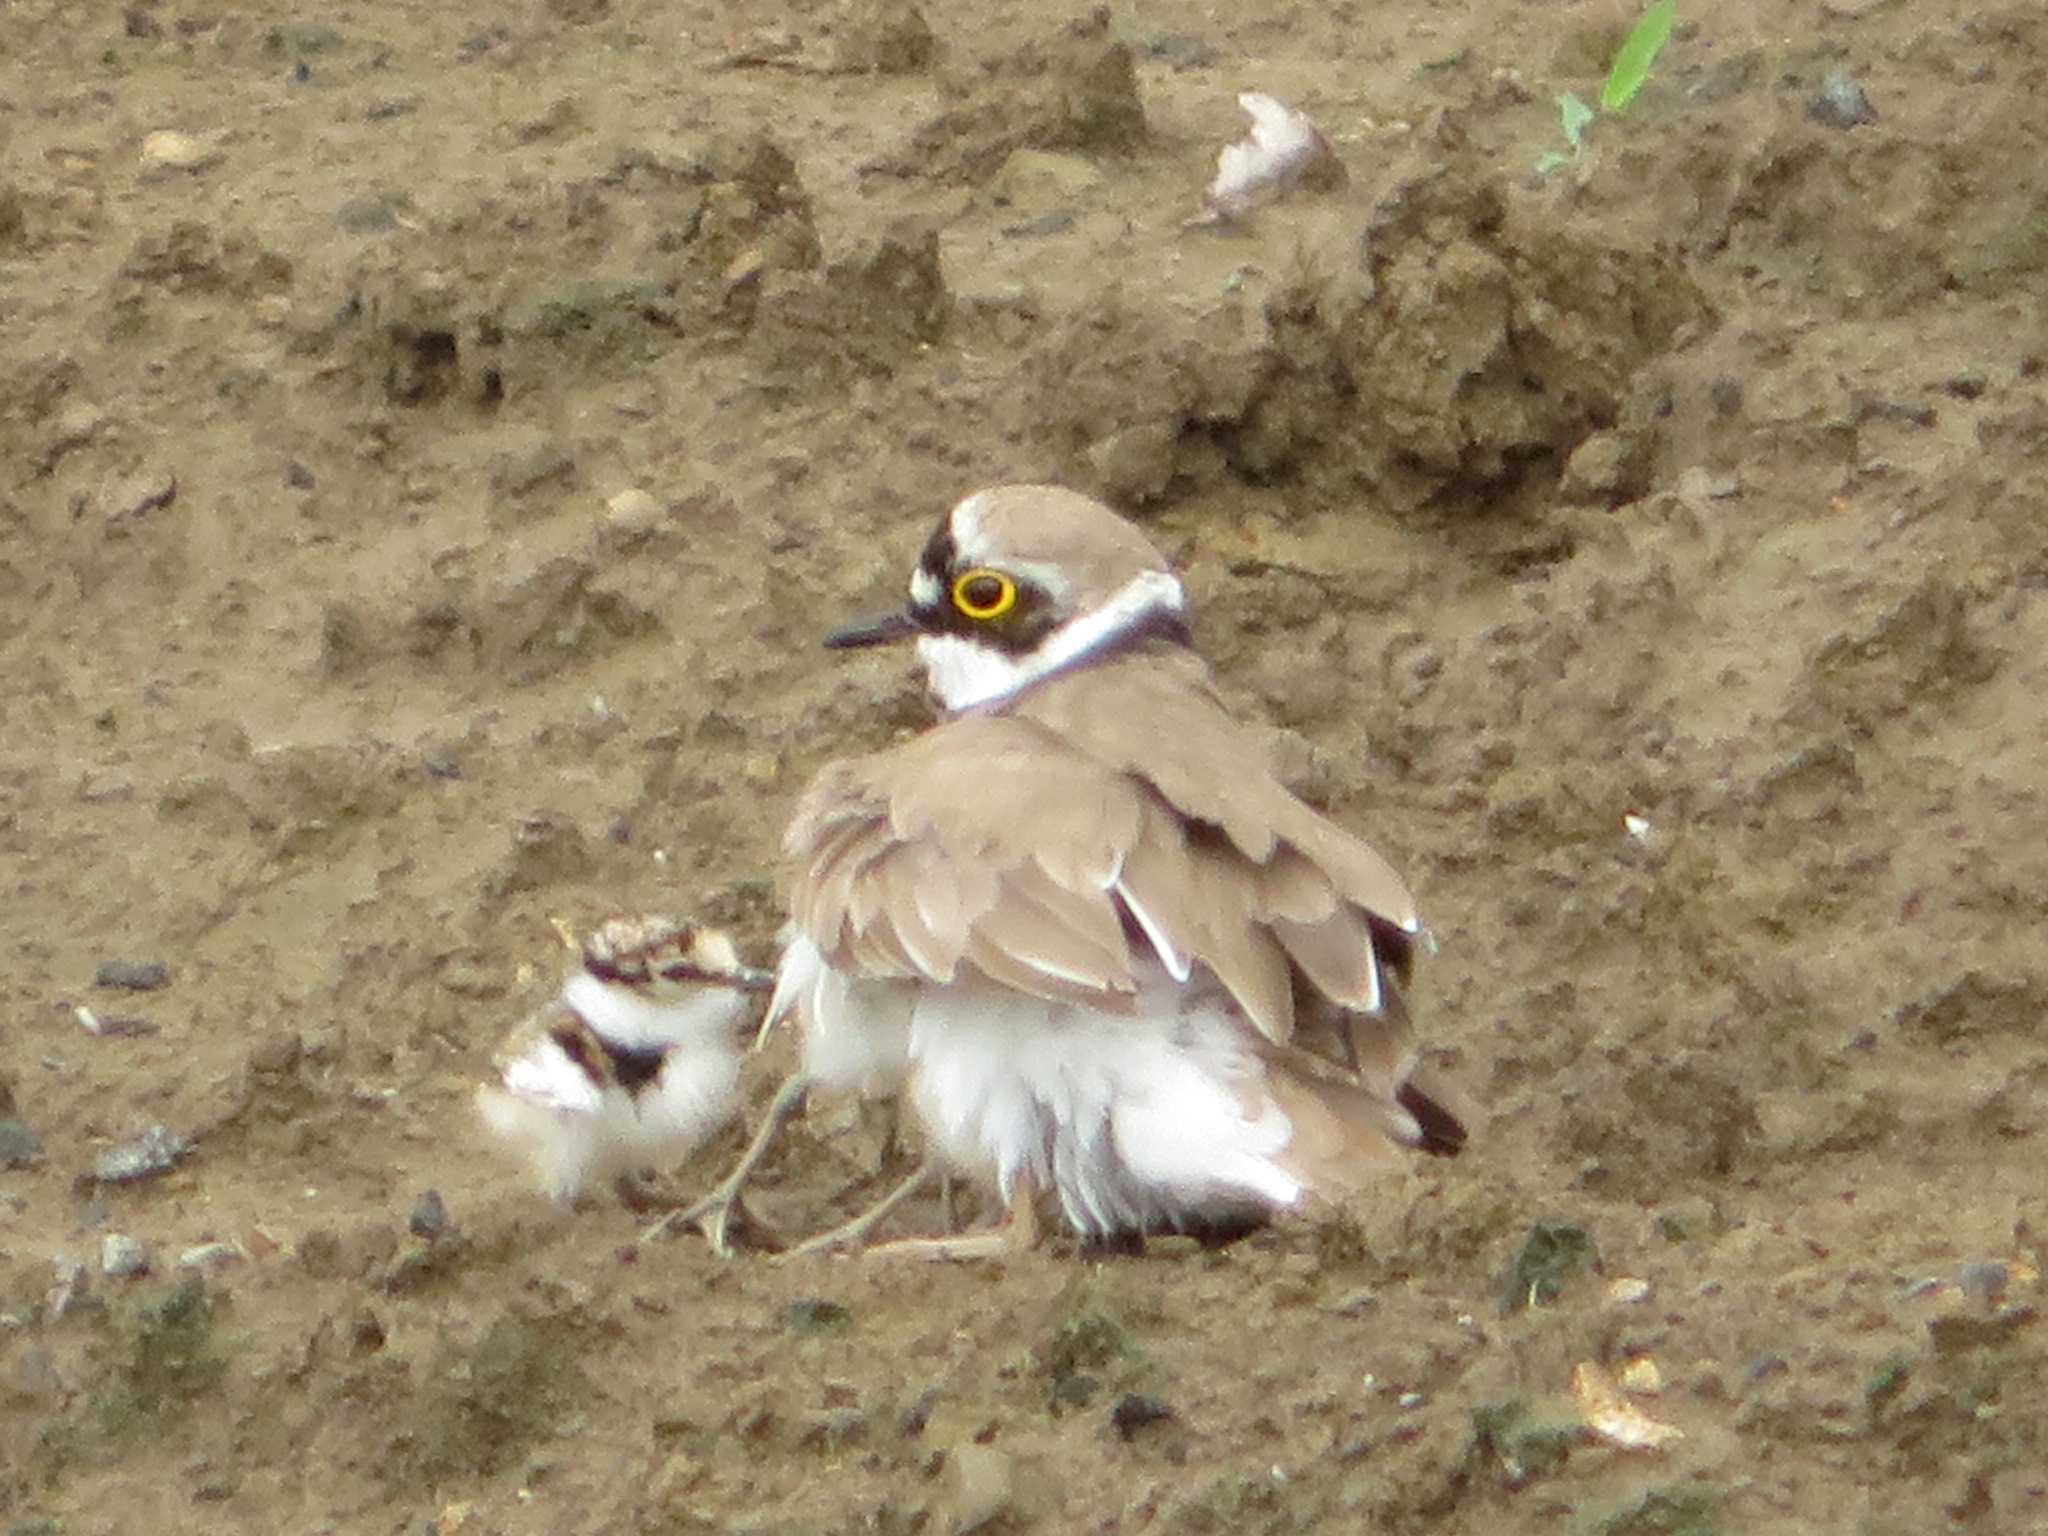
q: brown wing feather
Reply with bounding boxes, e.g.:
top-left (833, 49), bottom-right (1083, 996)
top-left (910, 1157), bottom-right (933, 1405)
top-left (1271, 910), bottom-right (1380, 1014)
top-left (995, 859), bottom-right (1138, 994)
top-left (785, 715), bottom-right (1147, 1007)
top-left (784, 649), bottom-right (1444, 1171)
top-left (1256, 843), bottom-right (1341, 925)
top-left (1009, 649), bottom-right (1420, 936)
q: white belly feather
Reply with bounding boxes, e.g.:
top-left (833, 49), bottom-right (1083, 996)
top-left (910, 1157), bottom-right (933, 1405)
top-left (773, 932), bottom-right (915, 1097)
top-left (904, 968), bottom-right (1303, 1237)
top-left (782, 940), bottom-right (1317, 1238)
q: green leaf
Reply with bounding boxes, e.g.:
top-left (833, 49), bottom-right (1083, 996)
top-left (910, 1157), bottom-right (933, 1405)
top-left (1601, 0), bottom-right (1677, 113)
top-left (1559, 92), bottom-right (1595, 151)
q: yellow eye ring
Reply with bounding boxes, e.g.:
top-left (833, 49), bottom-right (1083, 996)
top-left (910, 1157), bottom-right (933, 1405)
top-left (952, 568), bottom-right (1018, 621)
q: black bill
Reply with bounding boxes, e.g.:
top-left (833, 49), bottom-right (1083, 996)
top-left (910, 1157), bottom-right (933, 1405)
top-left (824, 610), bottom-right (919, 649)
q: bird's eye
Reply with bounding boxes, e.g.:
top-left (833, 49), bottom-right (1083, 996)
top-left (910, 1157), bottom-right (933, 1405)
top-left (952, 569), bottom-right (1018, 621)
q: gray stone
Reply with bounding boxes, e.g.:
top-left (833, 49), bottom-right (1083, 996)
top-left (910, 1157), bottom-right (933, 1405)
top-left (1110, 1393), bottom-right (1173, 1439)
top-left (101, 1233), bottom-right (151, 1278)
top-left (95, 959), bottom-right (171, 991)
top-left (0, 1118), bottom-right (43, 1169)
top-left (1808, 70), bottom-right (1878, 129)
top-left (408, 1188), bottom-right (451, 1240)
top-left (178, 1241), bottom-right (244, 1272)
top-left (94, 1124), bottom-right (190, 1183)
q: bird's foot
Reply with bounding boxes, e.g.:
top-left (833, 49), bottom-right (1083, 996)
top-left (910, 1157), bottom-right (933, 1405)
top-left (783, 1163), bottom-right (936, 1258)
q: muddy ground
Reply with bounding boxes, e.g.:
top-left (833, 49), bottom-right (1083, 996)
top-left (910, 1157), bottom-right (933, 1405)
top-left (3, 0), bottom-right (2045, 1530)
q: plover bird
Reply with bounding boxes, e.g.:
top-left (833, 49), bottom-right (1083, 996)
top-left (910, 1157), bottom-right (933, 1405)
top-left (477, 914), bottom-right (772, 1207)
top-left (643, 941), bottom-right (927, 1258)
top-left (764, 484), bottom-right (1469, 1258)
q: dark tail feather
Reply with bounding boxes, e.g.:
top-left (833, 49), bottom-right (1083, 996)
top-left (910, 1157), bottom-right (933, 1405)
top-left (1397, 1078), bottom-right (1469, 1157)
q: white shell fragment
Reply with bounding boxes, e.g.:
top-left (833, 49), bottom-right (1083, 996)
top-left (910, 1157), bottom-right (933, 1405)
top-left (1571, 1361), bottom-right (1683, 1450)
top-left (1195, 92), bottom-right (1344, 223)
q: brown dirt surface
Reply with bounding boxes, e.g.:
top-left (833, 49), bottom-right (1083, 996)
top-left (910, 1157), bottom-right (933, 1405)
top-left (3, 0), bottom-right (2045, 1531)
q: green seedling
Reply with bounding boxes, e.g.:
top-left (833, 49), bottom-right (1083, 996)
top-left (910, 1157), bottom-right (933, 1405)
top-left (94, 1277), bottom-right (230, 1438)
top-left (1469, 1400), bottom-right (1580, 1488)
top-left (1500, 1220), bottom-right (1598, 1312)
top-left (1601, 0), bottom-right (1678, 111)
top-left (1536, 0), bottom-right (1678, 173)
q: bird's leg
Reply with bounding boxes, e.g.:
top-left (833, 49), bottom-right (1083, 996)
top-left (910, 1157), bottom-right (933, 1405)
top-left (633, 1074), bottom-right (808, 1257)
top-left (783, 1161), bottom-right (938, 1258)
top-left (860, 1174), bottom-right (1043, 1262)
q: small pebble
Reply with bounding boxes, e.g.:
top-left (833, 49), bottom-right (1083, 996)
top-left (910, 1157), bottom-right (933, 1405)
top-left (104, 470), bottom-right (178, 524)
top-left (95, 959), bottom-right (171, 991)
top-left (1808, 69), bottom-right (1878, 129)
top-left (94, 1124), bottom-right (190, 1183)
top-left (1397, 1391), bottom-right (1426, 1410)
top-left (1325, 1286), bottom-right (1379, 1316)
top-left (285, 460), bottom-right (317, 490)
top-left (946, 1444), bottom-right (1016, 1534)
top-left (75, 1005), bottom-right (158, 1038)
top-left (602, 487), bottom-right (664, 541)
top-left (0, 1118), bottom-right (44, 1169)
top-left (1958, 1261), bottom-right (2010, 1304)
top-left (409, 1188), bottom-right (451, 1241)
top-left (898, 1386), bottom-right (939, 1437)
top-left (101, 1233), bottom-right (151, 1278)
top-left (178, 1241), bottom-right (244, 1272)
top-left (1109, 1393), bottom-right (1174, 1440)
top-left (1607, 1276), bottom-right (1653, 1304)
top-left (140, 129), bottom-right (224, 171)
top-left (350, 1309), bottom-right (387, 1355)
top-left (47, 1258), bottom-right (88, 1319)
top-left (1677, 466), bottom-right (1742, 503)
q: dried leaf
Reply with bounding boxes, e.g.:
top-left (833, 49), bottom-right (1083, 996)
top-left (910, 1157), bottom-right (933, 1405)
top-left (1571, 1361), bottom-right (1682, 1450)
top-left (1620, 1355), bottom-right (1664, 1395)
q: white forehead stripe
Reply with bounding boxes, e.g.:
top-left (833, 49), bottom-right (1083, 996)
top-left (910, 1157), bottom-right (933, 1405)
top-left (949, 490), bottom-right (994, 551)
top-left (918, 567), bottom-right (1186, 711)
top-left (911, 567), bottom-right (942, 605)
